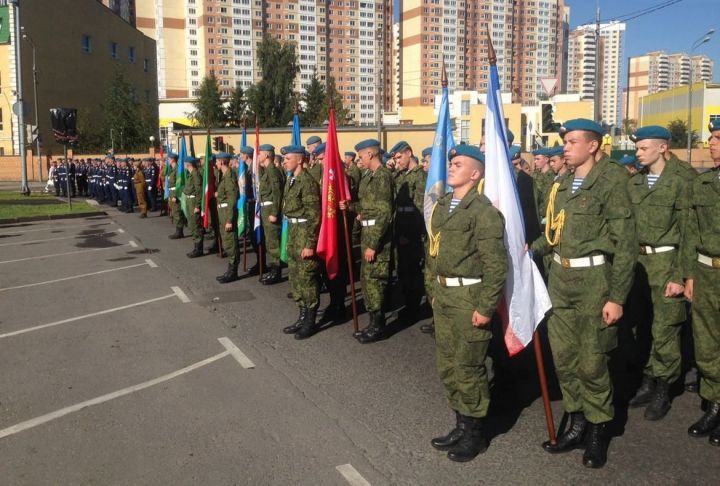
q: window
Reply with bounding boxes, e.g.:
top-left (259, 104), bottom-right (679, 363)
top-left (461, 100), bottom-right (470, 116)
top-left (110, 41), bottom-right (118, 59)
top-left (128, 46), bottom-right (136, 63)
top-left (81, 35), bottom-right (92, 53)
top-left (144, 58), bottom-right (149, 72)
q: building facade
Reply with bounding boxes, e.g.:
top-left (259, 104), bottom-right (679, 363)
top-left (0, 0), bottom-right (157, 156)
top-left (399, 0), bottom-right (569, 109)
top-left (627, 50), bottom-right (714, 122)
top-left (99, 0), bottom-right (136, 26)
top-left (567, 21), bottom-right (625, 126)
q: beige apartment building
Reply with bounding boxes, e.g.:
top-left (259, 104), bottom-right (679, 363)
top-left (399, 0), bottom-right (569, 109)
top-left (136, 0), bottom-right (395, 131)
top-left (99, 0), bottom-right (137, 26)
top-left (0, 0), bottom-right (157, 156)
top-left (567, 21), bottom-right (625, 126)
top-left (627, 50), bottom-right (713, 122)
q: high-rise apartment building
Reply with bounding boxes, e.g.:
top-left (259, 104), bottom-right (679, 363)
top-left (99, 0), bottom-right (136, 26)
top-left (627, 50), bottom-right (713, 122)
top-left (136, 0), bottom-right (393, 127)
top-left (567, 21), bottom-right (625, 125)
top-left (399, 0), bottom-right (569, 108)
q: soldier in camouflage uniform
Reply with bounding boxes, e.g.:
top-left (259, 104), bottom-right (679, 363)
top-left (215, 153), bottom-right (240, 283)
top-left (183, 157), bottom-right (204, 258)
top-left (426, 144), bottom-right (507, 462)
top-left (167, 153), bottom-right (186, 239)
top-left (390, 140), bottom-right (428, 324)
top-left (258, 144), bottom-right (284, 285)
top-left (684, 119), bottom-right (720, 447)
top-left (342, 139), bottom-right (395, 344)
top-left (531, 119), bottom-right (637, 468)
top-left (626, 126), bottom-right (692, 421)
top-left (306, 136), bottom-right (323, 184)
top-left (279, 145), bottom-right (322, 340)
top-left (532, 147), bottom-right (554, 222)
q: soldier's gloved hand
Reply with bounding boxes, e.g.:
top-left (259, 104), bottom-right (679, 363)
top-left (364, 248), bottom-right (376, 263)
top-left (225, 222), bottom-right (232, 232)
top-left (664, 281), bottom-right (684, 298)
top-left (683, 279), bottom-right (694, 302)
top-left (602, 302), bottom-right (623, 326)
top-left (301, 248), bottom-right (314, 259)
top-left (268, 215), bottom-right (278, 223)
top-left (472, 311), bottom-right (491, 328)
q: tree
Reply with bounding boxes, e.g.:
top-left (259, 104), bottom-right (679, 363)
top-left (76, 107), bottom-right (107, 153)
top-left (325, 76), bottom-right (349, 126)
top-left (101, 70), bottom-right (158, 153)
top-left (225, 85), bottom-right (247, 127)
top-left (246, 34), bottom-right (299, 127)
top-left (667, 119), bottom-right (699, 149)
top-left (191, 73), bottom-right (226, 128)
top-left (301, 74), bottom-right (326, 126)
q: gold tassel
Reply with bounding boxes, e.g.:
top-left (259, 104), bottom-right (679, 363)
top-left (544, 182), bottom-right (565, 246)
top-left (477, 178), bottom-right (485, 195)
top-left (428, 202), bottom-right (441, 257)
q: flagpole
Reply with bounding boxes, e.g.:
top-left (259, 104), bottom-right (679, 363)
top-left (207, 127), bottom-right (223, 258)
top-left (486, 29), bottom-right (556, 445)
top-left (255, 115), bottom-right (264, 277)
top-left (241, 119), bottom-right (248, 272)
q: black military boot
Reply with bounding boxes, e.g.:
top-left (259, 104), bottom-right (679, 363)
top-left (283, 307), bottom-right (306, 334)
top-left (319, 302), bottom-right (346, 325)
top-left (543, 411), bottom-right (587, 453)
top-left (295, 307), bottom-right (319, 340)
top-left (354, 312), bottom-right (374, 339)
top-left (247, 263), bottom-right (260, 276)
top-left (168, 227), bottom-right (184, 239)
top-left (447, 416), bottom-right (488, 462)
top-left (688, 401), bottom-right (720, 437)
top-left (217, 263), bottom-right (239, 284)
top-left (186, 242), bottom-right (203, 258)
top-left (357, 311), bottom-right (386, 344)
top-left (261, 266), bottom-right (281, 285)
top-left (431, 411), bottom-right (467, 451)
top-left (582, 422), bottom-right (609, 468)
top-left (629, 375), bottom-right (656, 408)
top-left (644, 378), bottom-right (671, 421)
top-left (710, 425), bottom-right (720, 447)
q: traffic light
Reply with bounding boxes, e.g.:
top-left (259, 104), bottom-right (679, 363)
top-left (541, 103), bottom-right (557, 133)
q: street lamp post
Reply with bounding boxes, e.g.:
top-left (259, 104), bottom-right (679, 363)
top-left (11, 1), bottom-right (29, 195)
top-left (687, 29), bottom-right (715, 165)
top-left (21, 29), bottom-right (41, 182)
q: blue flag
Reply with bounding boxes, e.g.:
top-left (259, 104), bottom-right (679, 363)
top-left (237, 127), bottom-right (248, 236)
top-left (281, 113), bottom-right (301, 262)
top-left (423, 85), bottom-right (456, 228)
top-left (291, 112), bottom-right (301, 146)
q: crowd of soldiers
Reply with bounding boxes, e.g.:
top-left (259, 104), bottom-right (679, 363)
top-left (57, 118), bottom-right (720, 468)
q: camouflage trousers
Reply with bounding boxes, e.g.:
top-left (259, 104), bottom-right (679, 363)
top-left (547, 262), bottom-right (617, 424)
top-left (433, 284), bottom-right (492, 418)
top-left (220, 222), bottom-right (239, 267)
top-left (171, 196), bottom-right (186, 228)
top-left (288, 223), bottom-right (319, 309)
top-left (186, 207), bottom-right (203, 244)
top-left (636, 252), bottom-right (687, 383)
top-left (360, 245), bottom-right (391, 313)
top-left (692, 260), bottom-right (720, 403)
top-left (261, 212), bottom-right (281, 266)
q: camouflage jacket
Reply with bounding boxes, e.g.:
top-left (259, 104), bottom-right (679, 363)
top-left (283, 169), bottom-right (321, 249)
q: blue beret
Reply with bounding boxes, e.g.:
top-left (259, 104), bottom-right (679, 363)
top-left (184, 156), bottom-right (200, 164)
top-left (560, 118), bottom-right (604, 137)
top-left (354, 139), bottom-right (381, 152)
top-left (312, 143), bottom-right (326, 156)
top-left (619, 154), bottom-right (637, 166)
top-left (215, 152), bottom-right (232, 160)
top-left (306, 135), bottom-right (322, 145)
top-left (389, 140), bottom-right (410, 155)
top-left (239, 146), bottom-right (254, 156)
top-left (506, 129), bottom-right (515, 144)
top-left (281, 145), bottom-right (306, 155)
top-left (509, 145), bottom-right (522, 160)
top-left (168, 152), bottom-right (179, 159)
top-left (710, 120), bottom-right (720, 132)
top-left (344, 151), bottom-right (356, 157)
top-left (448, 144), bottom-right (485, 164)
top-left (422, 147), bottom-right (433, 158)
top-left (547, 146), bottom-right (565, 157)
top-left (532, 148), bottom-right (548, 156)
top-left (382, 152), bottom-right (392, 164)
top-left (631, 126), bottom-right (671, 142)
top-left (259, 144), bottom-right (275, 152)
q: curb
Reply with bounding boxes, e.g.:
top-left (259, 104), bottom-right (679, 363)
top-left (0, 211), bottom-right (107, 225)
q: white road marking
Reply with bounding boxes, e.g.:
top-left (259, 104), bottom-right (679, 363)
top-left (0, 231), bottom-right (111, 247)
top-left (128, 240), bottom-right (138, 248)
top-left (218, 337), bottom-right (256, 369)
top-left (0, 244), bottom-right (129, 265)
top-left (0, 293), bottom-right (178, 339)
top-left (0, 350), bottom-right (231, 440)
top-left (0, 262), bottom-right (151, 292)
top-left (171, 286), bottom-right (191, 303)
top-left (117, 228), bottom-right (125, 234)
top-left (336, 464), bottom-right (371, 486)
top-left (145, 259), bottom-right (158, 268)
top-left (0, 222), bottom-right (112, 236)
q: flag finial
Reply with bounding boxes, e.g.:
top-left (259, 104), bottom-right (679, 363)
top-left (441, 61), bottom-right (448, 88)
top-left (486, 29), bottom-right (497, 66)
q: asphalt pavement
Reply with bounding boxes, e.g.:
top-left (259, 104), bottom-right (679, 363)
top-left (0, 204), bottom-right (717, 485)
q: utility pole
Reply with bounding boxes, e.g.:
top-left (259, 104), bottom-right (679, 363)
top-left (22, 29), bottom-right (41, 182)
top-left (11, 0), bottom-right (30, 195)
top-left (376, 18), bottom-right (384, 143)
top-left (593, 3), bottom-right (602, 123)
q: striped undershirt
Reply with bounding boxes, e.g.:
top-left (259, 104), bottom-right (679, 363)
top-left (571, 177), bottom-right (584, 194)
top-left (647, 174), bottom-right (660, 188)
top-left (449, 198), bottom-right (462, 213)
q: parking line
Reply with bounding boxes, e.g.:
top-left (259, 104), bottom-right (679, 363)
top-left (0, 262), bottom-right (152, 292)
top-left (0, 350), bottom-right (232, 440)
top-left (145, 259), bottom-right (158, 268)
top-left (171, 286), bottom-right (191, 303)
top-left (0, 231), bottom-right (112, 247)
top-left (0, 291), bottom-right (179, 340)
top-left (129, 240), bottom-right (138, 248)
top-left (336, 464), bottom-right (371, 486)
top-left (0, 222), bottom-right (112, 236)
top-left (117, 228), bottom-right (125, 234)
top-left (218, 337), bottom-right (256, 369)
top-left (0, 244), bottom-right (130, 265)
